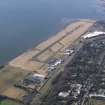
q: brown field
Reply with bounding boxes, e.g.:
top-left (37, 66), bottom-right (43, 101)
top-left (0, 66), bottom-right (27, 92)
top-left (0, 66), bottom-right (28, 101)
top-left (50, 42), bottom-right (63, 52)
top-left (1, 86), bottom-right (26, 101)
top-left (23, 60), bottom-right (44, 71)
top-left (37, 65), bottom-right (49, 76)
top-left (36, 50), bottom-right (54, 62)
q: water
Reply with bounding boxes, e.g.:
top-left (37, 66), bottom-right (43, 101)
top-left (0, 0), bottom-right (104, 64)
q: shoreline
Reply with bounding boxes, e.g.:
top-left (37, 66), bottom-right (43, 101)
top-left (8, 19), bottom-right (95, 72)
top-left (0, 19), bottom-right (96, 105)
top-left (0, 19), bottom-right (77, 66)
top-left (0, 19), bottom-right (93, 66)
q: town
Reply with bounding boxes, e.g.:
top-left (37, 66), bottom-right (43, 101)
top-left (38, 29), bottom-right (105, 105)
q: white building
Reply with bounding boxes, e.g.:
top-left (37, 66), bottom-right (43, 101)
top-left (64, 49), bottom-right (74, 55)
top-left (89, 94), bottom-right (105, 98)
top-left (48, 59), bottom-right (63, 71)
top-left (58, 91), bottom-right (70, 98)
top-left (26, 73), bottom-right (45, 83)
top-left (82, 31), bottom-right (105, 39)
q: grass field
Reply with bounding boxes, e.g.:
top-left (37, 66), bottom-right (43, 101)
top-left (0, 100), bottom-right (19, 105)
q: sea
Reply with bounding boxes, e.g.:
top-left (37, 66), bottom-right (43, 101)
top-left (0, 0), bottom-right (105, 64)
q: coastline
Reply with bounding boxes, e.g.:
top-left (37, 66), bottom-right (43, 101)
top-left (0, 19), bottom-right (96, 105)
top-left (8, 19), bottom-right (95, 72)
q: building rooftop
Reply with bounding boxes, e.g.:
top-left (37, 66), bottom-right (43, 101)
top-left (82, 31), bottom-right (105, 39)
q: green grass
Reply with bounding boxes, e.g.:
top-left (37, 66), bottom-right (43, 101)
top-left (0, 100), bottom-right (19, 105)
